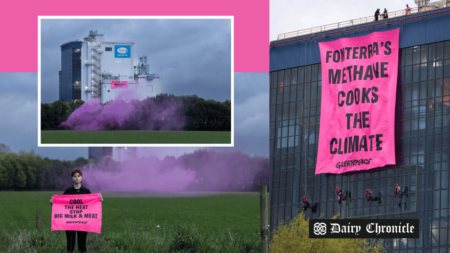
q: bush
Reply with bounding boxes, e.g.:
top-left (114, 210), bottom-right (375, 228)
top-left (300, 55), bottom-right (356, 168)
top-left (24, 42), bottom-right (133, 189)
top-left (270, 212), bottom-right (386, 253)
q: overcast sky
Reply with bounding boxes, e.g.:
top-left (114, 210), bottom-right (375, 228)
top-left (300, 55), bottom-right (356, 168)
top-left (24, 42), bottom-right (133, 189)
top-left (0, 72), bottom-right (268, 160)
top-left (40, 18), bottom-right (231, 104)
top-left (271, 0), bottom-right (423, 41)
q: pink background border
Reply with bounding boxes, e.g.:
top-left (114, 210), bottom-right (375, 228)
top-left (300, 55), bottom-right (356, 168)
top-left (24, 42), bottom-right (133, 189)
top-left (1, 0), bottom-right (269, 72)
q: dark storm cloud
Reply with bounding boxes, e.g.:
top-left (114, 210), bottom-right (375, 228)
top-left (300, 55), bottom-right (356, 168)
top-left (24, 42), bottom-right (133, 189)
top-left (0, 73), bottom-right (87, 160)
top-left (40, 19), bottom-right (231, 104)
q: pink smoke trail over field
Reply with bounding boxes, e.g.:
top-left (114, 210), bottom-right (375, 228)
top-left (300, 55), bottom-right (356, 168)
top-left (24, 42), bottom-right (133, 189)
top-left (59, 97), bottom-right (185, 131)
top-left (82, 150), bottom-right (269, 193)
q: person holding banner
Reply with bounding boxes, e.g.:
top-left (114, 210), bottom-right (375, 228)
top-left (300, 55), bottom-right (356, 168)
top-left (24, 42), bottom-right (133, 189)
top-left (50, 169), bottom-right (103, 253)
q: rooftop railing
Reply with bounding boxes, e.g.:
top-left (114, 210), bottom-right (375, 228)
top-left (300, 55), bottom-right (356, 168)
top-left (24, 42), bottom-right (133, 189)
top-left (276, 1), bottom-right (449, 41)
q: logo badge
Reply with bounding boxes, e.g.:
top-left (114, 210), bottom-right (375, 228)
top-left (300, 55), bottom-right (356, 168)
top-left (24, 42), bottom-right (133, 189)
top-left (313, 222), bottom-right (327, 235)
top-left (117, 47), bottom-right (128, 54)
top-left (114, 45), bottom-right (131, 58)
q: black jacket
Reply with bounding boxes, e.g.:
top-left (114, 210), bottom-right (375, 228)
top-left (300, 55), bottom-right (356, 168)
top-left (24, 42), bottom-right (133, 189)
top-left (63, 186), bottom-right (91, 195)
top-left (375, 10), bottom-right (380, 16)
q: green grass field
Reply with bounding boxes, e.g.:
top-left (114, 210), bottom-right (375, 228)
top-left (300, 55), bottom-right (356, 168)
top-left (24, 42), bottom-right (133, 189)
top-left (0, 191), bottom-right (262, 235)
top-left (0, 191), bottom-right (268, 252)
top-left (40, 130), bottom-right (231, 144)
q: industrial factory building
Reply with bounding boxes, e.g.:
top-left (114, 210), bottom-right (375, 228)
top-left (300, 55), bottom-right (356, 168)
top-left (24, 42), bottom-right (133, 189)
top-left (58, 31), bottom-right (165, 162)
top-left (59, 30), bottom-right (162, 104)
top-left (270, 2), bottom-right (450, 251)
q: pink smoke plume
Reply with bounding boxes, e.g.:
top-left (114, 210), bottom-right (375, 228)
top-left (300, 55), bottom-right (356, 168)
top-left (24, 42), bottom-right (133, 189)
top-left (59, 97), bottom-right (186, 131)
top-left (81, 150), bottom-right (269, 192)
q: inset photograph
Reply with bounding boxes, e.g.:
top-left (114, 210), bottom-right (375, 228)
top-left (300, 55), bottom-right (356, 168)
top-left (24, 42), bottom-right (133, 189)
top-left (39, 17), bottom-right (233, 146)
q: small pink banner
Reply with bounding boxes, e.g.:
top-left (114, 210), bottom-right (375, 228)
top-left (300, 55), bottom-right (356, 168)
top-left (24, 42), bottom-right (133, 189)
top-left (316, 29), bottom-right (399, 174)
top-left (111, 81), bottom-right (129, 89)
top-left (51, 193), bottom-right (102, 233)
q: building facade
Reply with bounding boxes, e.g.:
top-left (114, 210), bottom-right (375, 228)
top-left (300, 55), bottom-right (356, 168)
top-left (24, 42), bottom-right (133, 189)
top-left (59, 31), bottom-right (162, 104)
top-left (59, 41), bottom-right (82, 102)
top-left (270, 6), bottom-right (450, 251)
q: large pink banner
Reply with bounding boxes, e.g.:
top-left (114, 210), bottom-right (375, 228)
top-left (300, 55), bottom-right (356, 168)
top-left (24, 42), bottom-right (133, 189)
top-left (316, 29), bottom-right (399, 174)
top-left (51, 193), bottom-right (102, 233)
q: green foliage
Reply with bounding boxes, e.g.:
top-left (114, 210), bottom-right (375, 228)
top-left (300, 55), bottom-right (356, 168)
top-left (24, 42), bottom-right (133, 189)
top-left (41, 94), bottom-right (231, 131)
top-left (270, 212), bottom-right (386, 253)
top-left (0, 223), bottom-right (260, 253)
top-left (41, 100), bottom-right (82, 130)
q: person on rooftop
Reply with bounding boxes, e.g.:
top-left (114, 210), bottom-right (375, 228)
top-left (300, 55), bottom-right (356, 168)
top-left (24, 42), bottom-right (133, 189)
top-left (406, 4), bottom-right (411, 15)
top-left (383, 8), bottom-right (389, 19)
top-left (374, 8), bottom-right (381, 21)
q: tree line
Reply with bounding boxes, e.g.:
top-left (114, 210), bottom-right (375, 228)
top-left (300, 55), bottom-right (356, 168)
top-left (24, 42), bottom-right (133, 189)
top-left (0, 145), bottom-right (268, 192)
top-left (41, 94), bottom-right (231, 131)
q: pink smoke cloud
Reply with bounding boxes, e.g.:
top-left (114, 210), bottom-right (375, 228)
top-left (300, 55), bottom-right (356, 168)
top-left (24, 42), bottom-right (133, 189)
top-left (81, 150), bottom-right (269, 192)
top-left (59, 97), bottom-right (186, 131)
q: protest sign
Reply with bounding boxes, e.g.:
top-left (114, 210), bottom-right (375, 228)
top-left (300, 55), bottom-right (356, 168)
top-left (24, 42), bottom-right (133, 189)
top-left (111, 80), bottom-right (129, 89)
top-left (316, 28), bottom-right (399, 174)
top-left (51, 193), bottom-right (102, 233)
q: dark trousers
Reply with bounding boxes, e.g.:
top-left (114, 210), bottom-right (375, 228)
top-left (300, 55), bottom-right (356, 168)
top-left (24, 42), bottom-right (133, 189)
top-left (66, 230), bottom-right (87, 253)
top-left (375, 15), bottom-right (378, 21)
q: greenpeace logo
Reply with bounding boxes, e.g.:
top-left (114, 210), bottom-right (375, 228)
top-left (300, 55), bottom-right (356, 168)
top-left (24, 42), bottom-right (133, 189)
top-left (309, 219), bottom-right (419, 238)
top-left (66, 221), bottom-right (87, 224)
top-left (336, 158), bottom-right (372, 169)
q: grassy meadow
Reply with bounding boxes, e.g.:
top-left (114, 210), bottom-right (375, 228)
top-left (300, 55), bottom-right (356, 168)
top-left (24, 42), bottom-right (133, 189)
top-left (0, 191), bottom-right (267, 252)
top-left (40, 131), bottom-right (231, 144)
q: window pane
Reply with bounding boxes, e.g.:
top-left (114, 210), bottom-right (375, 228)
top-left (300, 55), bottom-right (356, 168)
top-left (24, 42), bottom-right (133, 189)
top-left (291, 68), bottom-right (298, 85)
top-left (305, 65), bottom-right (311, 83)
top-left (270, 72), bottom-right (277, 89)
top-left (298, 67), bottom-right (305, 84)
top-left (290, 85), bottom-right (297, 102)
top-left (444, 59), bottom-right (450, 78)
top-left (437, 60), bottom-right (444, 78)
top-left (445, 41), bottom-right (450, 59)
top-left (429, 43), bottom-right (436, 62)
top-left (278, 70), bottom-right (285, 88)
top-left (437, 42), bottom-right (444, 61)
top-left (421, 63), bottom-right (428, 81)
top-left (285, 69), bottom-right (291, 86)
top-left (270, 89), bottom-right (277, 105)
top-left (428, 61), bottom-right (436, 80)
top-left (405, 66), bottom-right (412, 84)
top-left (406, 47), bottom-right (413, 66)
top-left (413, 46), bottom-right (421, 64)
top-left (421, 44), bottom-right (428, 63)
top-left (413, 64), bottom-right (420, 82)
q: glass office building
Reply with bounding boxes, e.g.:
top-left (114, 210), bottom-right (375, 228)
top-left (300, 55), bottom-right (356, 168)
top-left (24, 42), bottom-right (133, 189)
top-left (270, 7), bottom-right (450, 252)
top-left (60, 41), bottom-right (82, 102)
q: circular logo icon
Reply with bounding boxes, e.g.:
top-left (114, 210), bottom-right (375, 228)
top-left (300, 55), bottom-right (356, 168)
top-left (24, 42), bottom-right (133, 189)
top-left (313, 222), bottom-right (327, 235)
top-left (117, 47), bottom-right (128, 54)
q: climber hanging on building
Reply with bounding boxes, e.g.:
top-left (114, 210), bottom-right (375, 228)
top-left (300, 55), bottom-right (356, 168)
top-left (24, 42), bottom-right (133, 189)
top-left (365, 189), bottom-right (374, 201)
top-left (336, 186), bottom-right (346, 201)
top-left (394, 183), bottom-right (401, 197)
top-left (302, 196), bottom-right (312, 210)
